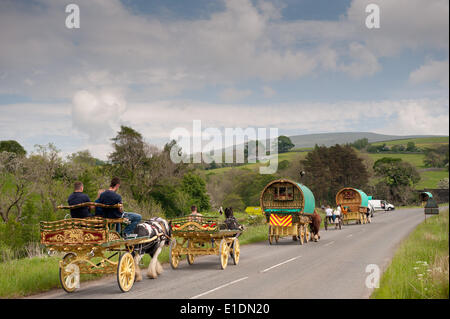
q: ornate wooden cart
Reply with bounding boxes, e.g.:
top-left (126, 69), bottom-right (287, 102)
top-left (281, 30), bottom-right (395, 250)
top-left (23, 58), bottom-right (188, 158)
top-left (40, 203), bottom-right (158, 293)
top-left (169, 216), bottom-right (241, 270)
top-left (336, 187), bottom-right (370, 225)
top-left (260, 179), bottom-right (315, 245)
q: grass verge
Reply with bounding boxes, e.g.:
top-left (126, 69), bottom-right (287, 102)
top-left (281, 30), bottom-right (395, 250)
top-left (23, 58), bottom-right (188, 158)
top-left (371, 209), bottom-right (449, 299)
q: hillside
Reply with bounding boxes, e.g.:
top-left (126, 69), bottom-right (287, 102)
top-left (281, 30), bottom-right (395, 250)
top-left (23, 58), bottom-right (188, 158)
top-left (288, 132), bottom-right (442, 149)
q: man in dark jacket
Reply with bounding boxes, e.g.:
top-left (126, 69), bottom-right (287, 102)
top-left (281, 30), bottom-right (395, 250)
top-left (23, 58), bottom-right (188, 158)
top-left (98, 177), bottom-right (141, 236)
top-left (67, 181), bottom-right (92, 218)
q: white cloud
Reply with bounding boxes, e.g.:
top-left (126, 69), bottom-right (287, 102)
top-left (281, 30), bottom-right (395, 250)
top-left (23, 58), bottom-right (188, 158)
top-left (71, 89), bottom-right (127, 142)
top-left (409, 59), bottom-right (449, 88)
top-left (2, 0), bottom-right (446, 100)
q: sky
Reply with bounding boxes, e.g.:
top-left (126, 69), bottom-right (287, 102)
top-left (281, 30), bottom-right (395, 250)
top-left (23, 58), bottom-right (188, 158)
top-left (0, 0), bottom-right (448, 160)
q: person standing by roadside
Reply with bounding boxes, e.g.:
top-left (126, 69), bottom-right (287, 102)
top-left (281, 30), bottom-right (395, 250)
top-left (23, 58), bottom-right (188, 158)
top-left (325, 205), bottom-right (333, 224)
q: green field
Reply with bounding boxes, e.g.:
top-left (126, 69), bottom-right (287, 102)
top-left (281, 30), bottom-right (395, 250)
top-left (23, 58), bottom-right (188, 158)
top-left (372, 209), bottom-right (449, 299)
top-left (415, 170), bottom-right (449, 189)
top-left (367, 153), bottom-right (427, 169)
top-left (371, 136), bottom-right (449, 149)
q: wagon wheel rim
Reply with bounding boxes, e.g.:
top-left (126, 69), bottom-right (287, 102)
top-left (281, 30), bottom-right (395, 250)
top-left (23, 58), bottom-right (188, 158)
top-left (187, 240), bottom-right (195, 265)
top-left (219, 239), bottom-right (229, 270)
top-left (268, 226), bottom-right (273, 245)
top-left (304, 226), bottom-right (309, 243)
top-left (59, 253), bottom-right (78, 293)
top-left (298, 225), bottom-right (304, 245)
top-left (117, 252), bottom-right (135, 292)
top-left (169, 239), bottom-right (179, 269)
top-left (232, 238), bottom-right (240, 265)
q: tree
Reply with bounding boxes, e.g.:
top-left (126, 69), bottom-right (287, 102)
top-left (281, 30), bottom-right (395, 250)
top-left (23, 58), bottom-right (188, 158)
top-left (181, 173), bottom-right (211, 211)
top-left (277, 136), bottom-right (295, 153)
top-left (351, 138), bottom-right (369, 150)
top-left (300, 145), bottom-right (369, 205)
top-left (0, 152), bottom-right (33, 222)
top-left (423, 145), bottom-right (449, 168)
top-left (0, 140), bottom-right (26, 156)
top-left (406, 141), bottom-right (417, 152)
top-left (373, 157), bottom-right (420, 204)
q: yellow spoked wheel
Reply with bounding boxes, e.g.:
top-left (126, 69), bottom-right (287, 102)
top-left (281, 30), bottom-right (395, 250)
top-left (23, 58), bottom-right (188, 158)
top-left (304, 225), bottom-right (310, 243)
top-left (117, 252), bottom-right (135, 293)
top-left (360, 214), bottom-right (364, 224)
top-left (59, 252), bottom-right (79, 293)
top-left (219, 239), bottom-right (229, 270)
top-left (298, 225), bottom-right (304, 245)
top-left (169, 239), bottom-right (179, 269)
top-left (187, 240), bottom-right (195, 265)
top-left (231, 238), bottom-right (240, 265)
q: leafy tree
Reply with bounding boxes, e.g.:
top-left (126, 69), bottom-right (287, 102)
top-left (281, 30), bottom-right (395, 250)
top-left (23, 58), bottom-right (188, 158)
top-left (373, 157), bottom-right (420, 204)
top-left (277, 136), bottom-right (295, 153)
top-left (300, 144), bottom-right (369, 205)
top-left (390, 144), bottom-right (406, 152)
top-left (406, 141), bottom-right (417, 152)
top-left (350, 138), bottom-right (369, 150)
top-left (181, 173), bottom-right (211, 211)
top-left (0, 140), bottom-right (26, 156)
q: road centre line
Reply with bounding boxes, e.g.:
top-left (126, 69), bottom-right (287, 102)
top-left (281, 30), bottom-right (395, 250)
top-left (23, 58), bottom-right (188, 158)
top-left (346, 234), bottom-right (353, 238)
top-left (190, 277), bottom-right (249, 299)
top-left (323, 241), bottom-right (335, 247)
top-left (260, 256), bottom-right (301, 273)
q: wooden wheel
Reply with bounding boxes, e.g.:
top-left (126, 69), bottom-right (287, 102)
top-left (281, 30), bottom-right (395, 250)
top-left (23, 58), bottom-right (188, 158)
top-left (304, 225), bottom-right (309, 243)
top-left (187, 240), bottom-right (195, 265)
top-left (219, 239), bottom-right (229, 270)
top-left (59, 252), bottom-right (79, 293)
top-left (169, 239), bottom-right (179, 269)
top-left (231, 238), bottom-right (240, 265)
top-left (117, 252), bottom-right (135, 293)
top-left (268, 226), bottom-right (273, 245)
top-left (298, 225), bottom-right (304, 245)
top-left (275, 235), bottom-right (279, 243)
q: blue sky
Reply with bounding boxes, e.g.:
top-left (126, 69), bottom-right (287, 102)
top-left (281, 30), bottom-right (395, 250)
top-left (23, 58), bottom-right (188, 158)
top-left (0, 0), bottom-right (448, 159)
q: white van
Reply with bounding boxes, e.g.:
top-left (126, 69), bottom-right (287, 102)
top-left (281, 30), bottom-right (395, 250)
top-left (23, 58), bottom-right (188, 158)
top-left (369, 199), bottom-right (395, 211)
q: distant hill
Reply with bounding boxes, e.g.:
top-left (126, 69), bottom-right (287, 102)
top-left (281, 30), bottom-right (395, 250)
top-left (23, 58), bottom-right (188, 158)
top-left (288, 132), bottom-right (445, 149)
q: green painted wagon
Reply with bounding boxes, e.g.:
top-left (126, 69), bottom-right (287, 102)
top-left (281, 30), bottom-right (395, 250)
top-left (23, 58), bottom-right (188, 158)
top-left (260, 179), bottom-right (315, 245)
top-left (336, 187), bottom-right (370, 225)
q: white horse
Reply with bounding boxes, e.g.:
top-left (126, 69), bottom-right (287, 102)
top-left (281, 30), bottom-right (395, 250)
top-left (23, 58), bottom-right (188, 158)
top-left (132, 217), bottom-right (172, 281)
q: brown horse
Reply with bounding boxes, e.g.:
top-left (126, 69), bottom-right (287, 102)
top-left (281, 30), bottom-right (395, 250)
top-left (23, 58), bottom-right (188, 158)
top-left (310, 210), bottom-right (321, 241)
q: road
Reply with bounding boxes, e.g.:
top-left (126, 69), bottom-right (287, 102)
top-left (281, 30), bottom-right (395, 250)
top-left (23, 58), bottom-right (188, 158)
top-left (30, 207), bottom-right (430, 299)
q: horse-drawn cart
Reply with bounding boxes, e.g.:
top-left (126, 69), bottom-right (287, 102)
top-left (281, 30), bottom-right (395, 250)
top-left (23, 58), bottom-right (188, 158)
top-left (40, 203), bottom-right (157, 293)
top-left (336, 187), bottom-right (370, 225)
top-left (169, 216), bottom-right (241, 270)
top-left (260, 179), bottom-right (315, 245)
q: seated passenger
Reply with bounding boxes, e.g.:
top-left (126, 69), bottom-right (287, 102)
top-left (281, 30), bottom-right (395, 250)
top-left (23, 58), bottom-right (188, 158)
top-left (67, 181), bottom-right (92, 218)
top-left (188, 205), bottom-right (202, 222)
top-left (94, 189), bottom-right (105, 217)
top-left (224, 207), bottom-right (244, 232)
top-left (98, 177), bottom-right (141, 237)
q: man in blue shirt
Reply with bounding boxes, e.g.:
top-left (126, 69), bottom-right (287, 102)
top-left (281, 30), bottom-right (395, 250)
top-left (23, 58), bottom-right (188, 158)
top-left (67, 181), bottom-right (92, 218)
top-left (98, 177), bottom-right (141, 236)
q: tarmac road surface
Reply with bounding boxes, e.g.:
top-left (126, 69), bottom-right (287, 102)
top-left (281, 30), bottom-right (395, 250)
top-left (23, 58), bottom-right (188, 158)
top-left (30, 207), bottom-right (433, 299)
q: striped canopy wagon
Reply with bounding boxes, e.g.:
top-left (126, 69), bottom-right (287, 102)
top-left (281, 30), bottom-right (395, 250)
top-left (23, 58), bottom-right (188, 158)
top-left (335, 187), bottom-right (370, 225)
top-left (260, 179), bottom-right (315, 245)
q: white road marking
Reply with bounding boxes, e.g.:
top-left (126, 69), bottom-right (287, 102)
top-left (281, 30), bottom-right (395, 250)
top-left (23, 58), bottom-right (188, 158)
top-left (190, 277), bottom-right (249, 299)
top-left (324, 241), bottom-right (335, 247)
top-left (346, 234), bottom-right (353, 238)
top-left (260, 256), bottom-right (301, 273)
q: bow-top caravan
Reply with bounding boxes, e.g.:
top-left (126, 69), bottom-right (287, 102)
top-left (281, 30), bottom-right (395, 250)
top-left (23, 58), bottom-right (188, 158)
top-left (336, 187), bottom-right (370, 225)
top-left (260, 179), bottom-right (315, 245)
